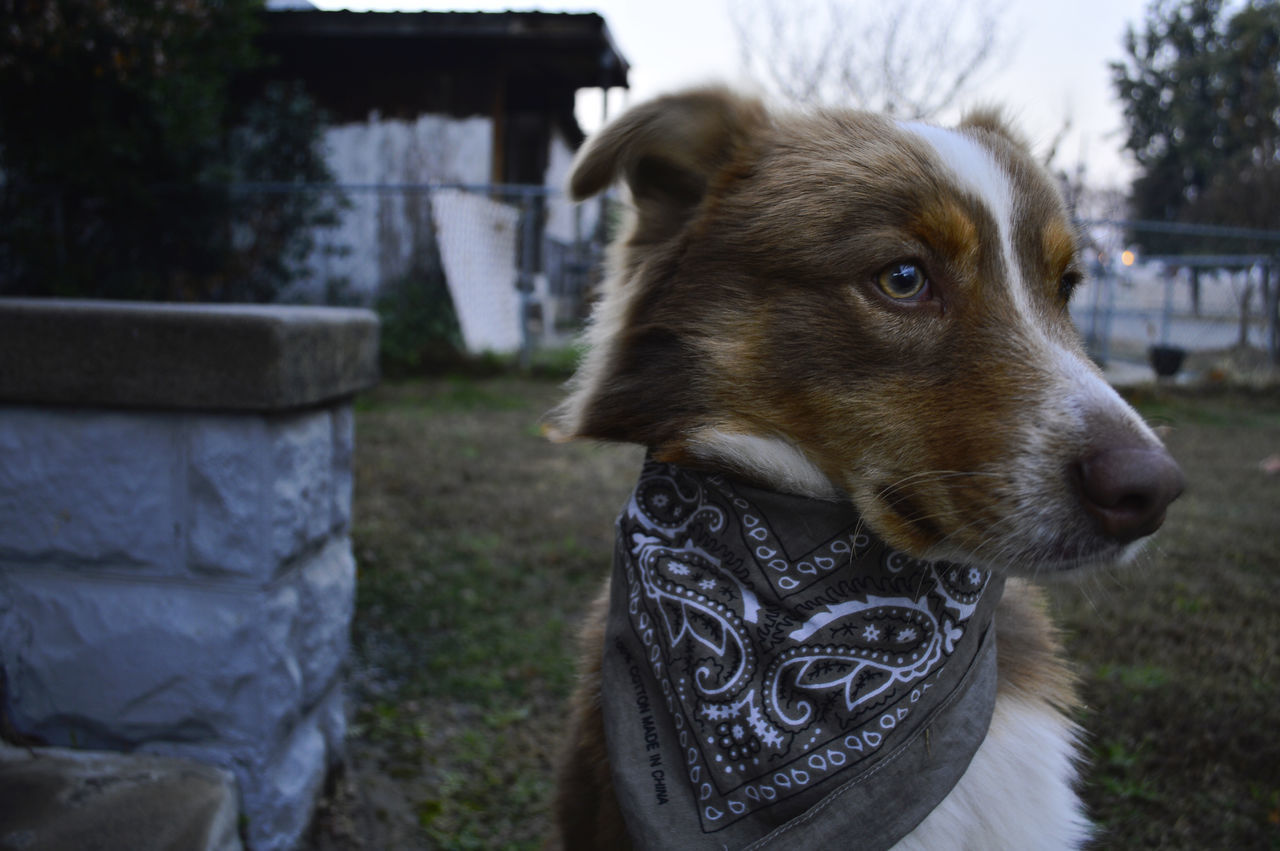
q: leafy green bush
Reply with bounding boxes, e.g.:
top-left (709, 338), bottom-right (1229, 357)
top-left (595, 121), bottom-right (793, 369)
top-left (375, 262), bottom-right (465, 377)
top-left (0, 1), bottom-right (345, 302)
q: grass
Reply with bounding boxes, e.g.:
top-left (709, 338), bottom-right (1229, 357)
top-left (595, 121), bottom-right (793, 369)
top-left (309, 377), bottom-right (642, 850)
top-left (1047, 387), bottom-right (1280, 848)
top-left (307, 377), bottom-right (1280, 850)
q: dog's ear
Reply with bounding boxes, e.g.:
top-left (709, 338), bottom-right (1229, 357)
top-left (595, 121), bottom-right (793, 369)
top-left (568, 86), bottom-right (767, 240)
top-left (960, 107), bottom-right (1033, 153)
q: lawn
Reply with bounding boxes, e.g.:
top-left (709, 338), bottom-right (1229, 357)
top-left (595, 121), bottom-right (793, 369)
top-left (307, 377), bottom-right (1280, 850)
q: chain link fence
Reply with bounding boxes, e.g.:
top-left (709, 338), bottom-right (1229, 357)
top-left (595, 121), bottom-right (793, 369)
top-left (0, 179), bottom-right (612, 366)
top-left (226, 182), bottom-right (611, 365)
top-left (6, 180), bottom-right (1278, 381)
top-left (321, 191), bottom-right (1280, 381)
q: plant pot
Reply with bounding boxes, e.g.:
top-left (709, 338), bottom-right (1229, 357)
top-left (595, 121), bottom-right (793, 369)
top-left (1148, 344), bottom-right (1186, 377)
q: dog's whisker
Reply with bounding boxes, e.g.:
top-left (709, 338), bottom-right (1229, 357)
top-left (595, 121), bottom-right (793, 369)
top-left (871, 469), bottom-right (1008, 505)
top-left (1074, 578), bottom-right (1103, 618)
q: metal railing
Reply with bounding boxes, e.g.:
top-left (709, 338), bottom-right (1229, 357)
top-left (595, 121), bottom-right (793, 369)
top-left (6, 181), bottom-right (1278, 376)
top-left (1073, 219), bottom-right (1280, 377)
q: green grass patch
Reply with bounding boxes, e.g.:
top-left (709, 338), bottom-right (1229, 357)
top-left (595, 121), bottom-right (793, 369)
top-left (355, 376), bottom-right (536, 415)
top-left (1125, 386), bottom-right (1280, 428)
top-left (309, 381), bottom-right (1280, 850)
top-left (1094, 664), bottom-right (1171, 690)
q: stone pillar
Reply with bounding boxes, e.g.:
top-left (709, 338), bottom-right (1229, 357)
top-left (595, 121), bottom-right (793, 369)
top-left (0, 299), bottom-right (379, 851)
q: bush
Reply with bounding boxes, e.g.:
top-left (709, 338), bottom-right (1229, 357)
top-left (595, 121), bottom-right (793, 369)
top-left (0, 1), bottom-right (345, 302)
top-left (375, 265), bottom-right (465, 377)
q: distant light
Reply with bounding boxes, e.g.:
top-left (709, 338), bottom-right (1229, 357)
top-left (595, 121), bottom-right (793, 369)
top-left (1121, 250), bottom-right (1136, 267)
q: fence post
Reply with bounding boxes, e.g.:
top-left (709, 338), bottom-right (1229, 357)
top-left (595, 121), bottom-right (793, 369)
top-left (1101, 264), bottom-right (1117, 366)
top-left (1085, 263), bottom-right (1104, 362)
top-left (1239, 268), bottom-right (1255, 350)
top-left (1269, 257), bottom-right (1279, 364)
top-left (517, 190), bottom-right (539, 369)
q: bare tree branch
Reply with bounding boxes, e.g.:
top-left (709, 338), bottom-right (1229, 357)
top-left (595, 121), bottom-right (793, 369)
top-left (1042, 108), bottom-right (1076, 170)
top-left (733, 0), bottom-right (1010, 120)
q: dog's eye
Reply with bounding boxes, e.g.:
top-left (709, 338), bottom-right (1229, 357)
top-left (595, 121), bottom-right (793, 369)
top-left (1059, 269), bottom-right (1083, 302)
top-left (876, 262), bottom-right (930, 300)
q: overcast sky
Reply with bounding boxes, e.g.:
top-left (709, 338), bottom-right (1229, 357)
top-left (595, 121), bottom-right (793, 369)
top-left (307, 0), bottom-right (1153, 187)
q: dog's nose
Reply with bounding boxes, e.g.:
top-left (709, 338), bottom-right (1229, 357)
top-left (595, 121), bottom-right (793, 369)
top-left (1076, 446), bottom-right (1185, 543)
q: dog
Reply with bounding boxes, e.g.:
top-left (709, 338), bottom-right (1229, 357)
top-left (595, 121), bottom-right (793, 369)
top-left (547, 87), bottom-right (1184, 850)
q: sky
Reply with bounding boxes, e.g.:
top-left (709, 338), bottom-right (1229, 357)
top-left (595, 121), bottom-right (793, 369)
top-left (306, 0), bottom-right (1153, 188)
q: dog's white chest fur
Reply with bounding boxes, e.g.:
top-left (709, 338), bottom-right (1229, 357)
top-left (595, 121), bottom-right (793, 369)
top-left (895, 696), bottom-right (1091, 850)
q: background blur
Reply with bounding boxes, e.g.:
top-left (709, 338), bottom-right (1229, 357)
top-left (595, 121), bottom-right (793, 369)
top-left (2, 2), bottom-right (1277, 849)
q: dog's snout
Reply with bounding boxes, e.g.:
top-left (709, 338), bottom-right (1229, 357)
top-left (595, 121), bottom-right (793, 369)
top-left (1074, 445), bottom-right (1185, 544)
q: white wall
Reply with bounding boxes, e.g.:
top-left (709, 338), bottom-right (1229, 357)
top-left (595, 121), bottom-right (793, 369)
top-left (300, 113), bottom-right (493, 301)
top-left (294, 111), bottom-right (595, 353)
top-left (543, 124), bottom-right (582, 244)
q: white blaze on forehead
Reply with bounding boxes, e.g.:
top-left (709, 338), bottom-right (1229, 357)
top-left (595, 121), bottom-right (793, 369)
top-left (900, 121), bottom-right (1160, 447)
top-left (898, 121), bottom-right (1030, 317)
top-left (899, 121), bottom-right (1015, 228)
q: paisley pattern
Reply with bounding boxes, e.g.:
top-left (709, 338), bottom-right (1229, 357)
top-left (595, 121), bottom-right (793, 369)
top-left (613, 460), bottom-right (997, 834)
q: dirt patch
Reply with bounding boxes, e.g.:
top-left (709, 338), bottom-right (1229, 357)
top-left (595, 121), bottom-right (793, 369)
top-left (305, 378), bottom-right (1280, 850)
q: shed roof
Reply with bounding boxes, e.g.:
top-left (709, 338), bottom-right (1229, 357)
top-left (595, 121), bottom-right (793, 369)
top-left (257, 9), bottom-right (629, 123)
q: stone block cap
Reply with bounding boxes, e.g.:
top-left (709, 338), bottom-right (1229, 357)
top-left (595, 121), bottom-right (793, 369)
top-left (0, 299), bottom-right (380, 411)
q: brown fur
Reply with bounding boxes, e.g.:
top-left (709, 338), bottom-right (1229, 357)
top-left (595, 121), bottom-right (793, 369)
top-left (551, 88), bottom-right (1102, 561)
top-left (550, 87), bottom-right (1174, 848)
top-left (550, 583), bottom-right (631, 851)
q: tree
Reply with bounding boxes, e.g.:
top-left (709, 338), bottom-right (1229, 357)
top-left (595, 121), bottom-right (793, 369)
top-left (0, 0), bottom-right (344, 301)
top-left (732, 0), bottom-right (1007, 119)
top-left (1111, 0), bottom-right (1280, 253)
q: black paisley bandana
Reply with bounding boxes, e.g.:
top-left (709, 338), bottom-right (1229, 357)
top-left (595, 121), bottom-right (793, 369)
top-left (600, 459), bottom-right (1006, 850)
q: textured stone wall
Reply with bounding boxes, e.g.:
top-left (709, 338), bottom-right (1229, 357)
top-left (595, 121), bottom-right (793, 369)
top-left (0, 299), bottom-right (378, 851)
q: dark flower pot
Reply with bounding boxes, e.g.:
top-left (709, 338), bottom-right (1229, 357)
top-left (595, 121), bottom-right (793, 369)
top-left (1149, 345), bottom-right (1186, 377)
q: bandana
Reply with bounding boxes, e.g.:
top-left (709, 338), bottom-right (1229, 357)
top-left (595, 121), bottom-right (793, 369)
top-left (600, 459), bottom-right (1006, 850)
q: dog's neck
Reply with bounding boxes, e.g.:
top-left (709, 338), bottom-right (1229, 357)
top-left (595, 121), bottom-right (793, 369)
top-left (598, 458), bottom-right (1006, 848)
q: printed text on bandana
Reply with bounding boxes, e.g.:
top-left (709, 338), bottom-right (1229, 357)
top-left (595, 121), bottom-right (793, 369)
top-left (618, 638), bottom-right (669, 806)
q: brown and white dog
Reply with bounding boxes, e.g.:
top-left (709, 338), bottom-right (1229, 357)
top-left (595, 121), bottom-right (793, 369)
top-left (548, 87), bottom-right (1183, 850)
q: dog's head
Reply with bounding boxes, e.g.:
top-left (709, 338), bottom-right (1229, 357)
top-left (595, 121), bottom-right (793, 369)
top-left (551, 87), bottom-right (1183, 575)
